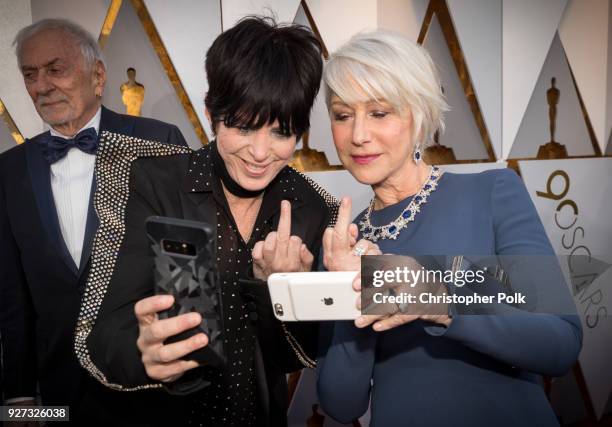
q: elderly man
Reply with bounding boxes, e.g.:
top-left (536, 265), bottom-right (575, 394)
top-left (0, 19), bottom-right (187, 423)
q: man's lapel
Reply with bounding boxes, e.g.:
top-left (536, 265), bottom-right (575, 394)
top-left (79, 106), bottom-right (134, 277)
top-left (99, 105), bottom-right (134, 135)
top-left (25, 133), bottom-right (79, 275)
top-left (78, 176), bottom-right (98, 276)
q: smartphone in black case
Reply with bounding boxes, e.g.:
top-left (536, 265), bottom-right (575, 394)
top-left (145, 216), bottom-right (225, 367)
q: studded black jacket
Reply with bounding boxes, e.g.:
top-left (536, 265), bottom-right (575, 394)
top-left (76, 131), bottom-right (338, 426)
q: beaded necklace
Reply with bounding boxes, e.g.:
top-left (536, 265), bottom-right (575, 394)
top-left (358, 166), bottom-right (443, 242)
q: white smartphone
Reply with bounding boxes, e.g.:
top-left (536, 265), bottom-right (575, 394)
top-left (267, 271), bottom-right (360, 321)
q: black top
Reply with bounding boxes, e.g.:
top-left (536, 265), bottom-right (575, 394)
top-left (78, 133), bottom-right (339, 426)
top-left (190, 149), bottom-right (290, 426)
top-left (192, 206), bottom-right (258, 426)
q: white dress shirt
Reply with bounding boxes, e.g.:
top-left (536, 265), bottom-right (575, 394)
top-left (49, 108), bottom-right (101, 269)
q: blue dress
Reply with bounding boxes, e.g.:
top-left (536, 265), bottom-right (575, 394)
top-left (316, 169), bottom-right (582, 427)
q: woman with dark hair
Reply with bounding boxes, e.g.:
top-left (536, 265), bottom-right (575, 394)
top-left (76, 17), bottom-right (336, 426)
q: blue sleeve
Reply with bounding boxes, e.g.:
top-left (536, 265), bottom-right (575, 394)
top-left (424, 169), bottom-right (582, 377)
top-left (316, 321), bottom-right (376, 423)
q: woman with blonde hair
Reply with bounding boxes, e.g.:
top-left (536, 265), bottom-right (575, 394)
top-left (317, 31), bottom-right (581, 426)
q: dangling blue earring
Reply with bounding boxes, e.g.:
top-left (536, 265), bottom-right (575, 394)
top-left (413, 143), bottom-right (422, 164)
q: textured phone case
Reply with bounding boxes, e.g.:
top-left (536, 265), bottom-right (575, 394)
top-left (145, 216), bottom-right (225, 367)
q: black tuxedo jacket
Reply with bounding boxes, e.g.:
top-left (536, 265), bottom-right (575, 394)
top-left (79, 133), bottom-right (338, 426)
top-left (0, 107), bottom-right (187, 421)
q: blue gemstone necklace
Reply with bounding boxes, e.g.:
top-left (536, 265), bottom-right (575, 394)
top-left (358, 166), bottom-right (443, 242)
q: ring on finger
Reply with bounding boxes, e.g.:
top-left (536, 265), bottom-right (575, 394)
top-left (353, 245), bottom-right (367, 256)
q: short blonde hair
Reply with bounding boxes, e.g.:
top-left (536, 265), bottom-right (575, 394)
top-left (324, 30), bottom-right (448, 146)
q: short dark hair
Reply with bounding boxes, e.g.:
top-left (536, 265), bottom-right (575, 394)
top-left (205, 16), bottom-right (323, 138)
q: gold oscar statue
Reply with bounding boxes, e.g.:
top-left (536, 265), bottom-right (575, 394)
top-left (424, 128), bottom-right (457, 165)
top-left (424, 85), bottom-right (457, 165)
top-left (537, 77), bottom-right (568, 159)
top-left (290, 132), bottom-right (340, 171)
top-left (120, 67), bottom-right (145, 116)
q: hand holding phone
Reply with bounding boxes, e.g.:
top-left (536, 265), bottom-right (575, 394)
top-left (134, 294), bottom-right (208, 382)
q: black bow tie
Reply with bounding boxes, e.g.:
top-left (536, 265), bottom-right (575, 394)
top-left (41, 127), bottom-right (98, 164)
